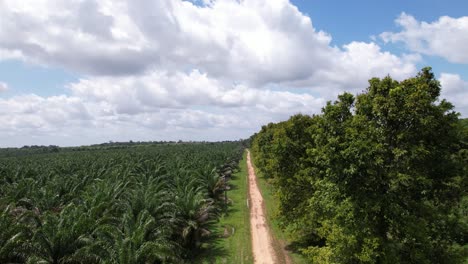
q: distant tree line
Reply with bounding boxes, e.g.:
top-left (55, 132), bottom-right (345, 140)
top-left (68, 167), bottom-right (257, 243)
top-left (0, 140), bottom-right (248, 158)
top-left (251, 68), bottom-right (467, 263)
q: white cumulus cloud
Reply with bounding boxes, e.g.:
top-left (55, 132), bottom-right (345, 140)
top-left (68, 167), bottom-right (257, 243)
top-left (381, 13), bottom-right (468, 64)
top-left (440, 73), bottom-right (468, 116)
top-left (0, 0), bottom-right (428, 146)
top-left (68, 69), bottom-right (325, 113)
top-left (0, 0), bottom-right (417, 88)
top-left (0, 69), bottom-right (326, 146)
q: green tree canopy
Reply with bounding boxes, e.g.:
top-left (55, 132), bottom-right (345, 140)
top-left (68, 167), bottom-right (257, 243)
top-left (252, 67), bottom-right (467, 263)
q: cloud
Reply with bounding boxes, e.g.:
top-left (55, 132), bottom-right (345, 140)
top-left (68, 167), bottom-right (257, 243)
top-left (440, 73), bottom-right (468, 116)
top-left (0, 82), bottom-right (8, 92)
top-left (0, 0), bottom-right (425, 146)
top-left (68, 69), bottom-right (324, 113)
top-left (0, 95), bottom-right (91, 130)
top-left (290, 42), bottom-right (419, 98)
top-left (381, 13), bottom-right (468, 64)
top-left (0, 69), bottom-right (326, 146)
top-left (0, 0), bottom-right (417, 88)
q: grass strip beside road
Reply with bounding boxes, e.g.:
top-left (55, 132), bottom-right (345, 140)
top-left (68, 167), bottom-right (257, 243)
top-left (197, 150), bottom-right (253, 264)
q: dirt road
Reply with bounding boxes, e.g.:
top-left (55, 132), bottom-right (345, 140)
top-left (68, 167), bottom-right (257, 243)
top-left (247, 150), bottom-right (278, 264)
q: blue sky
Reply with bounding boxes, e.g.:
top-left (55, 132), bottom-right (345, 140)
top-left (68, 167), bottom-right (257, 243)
top-left (0, 60), bottom-right (78, 97)
top-left (0, 0), bottom-right (467, 146)
top-left (293, 0), bottom-right (468, 43)
top-left (291, 0), bottom-right (468, 78)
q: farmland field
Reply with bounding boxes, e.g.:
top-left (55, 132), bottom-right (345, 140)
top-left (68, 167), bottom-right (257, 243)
top-left (0, 142), bottom-right (244, 263)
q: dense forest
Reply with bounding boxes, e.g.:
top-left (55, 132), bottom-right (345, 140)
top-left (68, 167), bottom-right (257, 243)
top-left (251, 68), bottom-right (467, 263)
top-left (0, 142), bottom-right (244, 263)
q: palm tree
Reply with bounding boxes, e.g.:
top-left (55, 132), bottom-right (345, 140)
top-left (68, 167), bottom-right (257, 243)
top-left (88, 209), bottom-right (179, 264)
top-left (125, 178), bottom-right (174, 227)
top-left (80, 179), bottom-right (129, 221)
top-left (172, 177), bottom-right (215, 255)
top-left (197, 167), bottom-right (224, 202)
top-left (27, 204), bottom-right (95, 264)
top-left (0, 205), bottom-right (32, 263)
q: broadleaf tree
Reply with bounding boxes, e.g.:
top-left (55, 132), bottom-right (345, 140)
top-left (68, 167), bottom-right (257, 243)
top-left (252, 67), bottom-right (467, 263)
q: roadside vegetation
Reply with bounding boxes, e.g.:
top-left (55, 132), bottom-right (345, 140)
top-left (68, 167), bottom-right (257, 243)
top-left (251, 159), bottom-right (308, 264)
top-left (0, 142), bottom-right (244, 263)
top-left (196, 150), bottom-right (253, 264)
top-left (251, 68), bottom-right (468, 263)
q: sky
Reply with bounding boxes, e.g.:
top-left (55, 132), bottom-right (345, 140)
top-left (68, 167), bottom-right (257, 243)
top-left (0, 0), bottom-right (467, 147)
